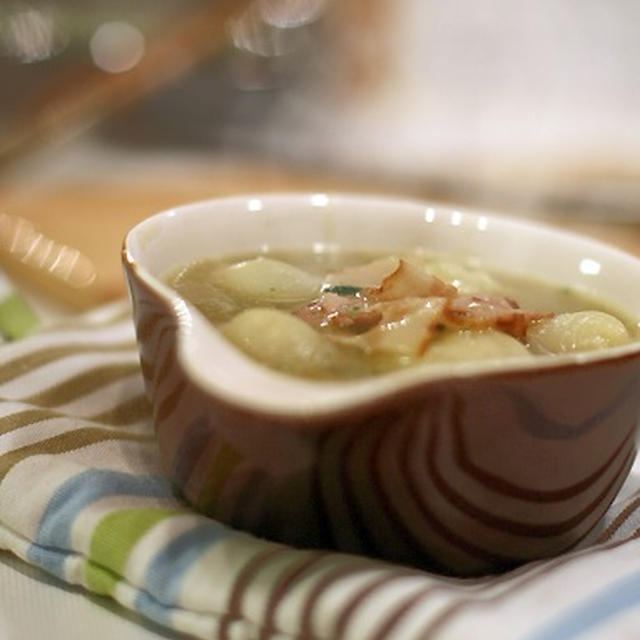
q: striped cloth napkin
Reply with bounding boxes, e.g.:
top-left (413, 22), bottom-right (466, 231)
top-left (0, 303), bottom-right (639, 640)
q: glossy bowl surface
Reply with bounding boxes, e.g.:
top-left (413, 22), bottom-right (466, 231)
top-left (123, 193), bottom-right (640, 575)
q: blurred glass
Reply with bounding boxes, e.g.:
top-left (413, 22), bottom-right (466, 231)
top-left (0, 0), bottom-right (335, 156)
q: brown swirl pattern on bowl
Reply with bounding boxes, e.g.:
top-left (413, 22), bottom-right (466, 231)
top-left (124, 257), bottom-right (640, 576)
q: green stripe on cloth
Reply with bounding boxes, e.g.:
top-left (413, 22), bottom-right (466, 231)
top-left (0, 292), bottom-right (38, 340)
top-left (86, 508), bottom-right (177, 595)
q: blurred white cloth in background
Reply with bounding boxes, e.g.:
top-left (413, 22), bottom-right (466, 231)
top-left (383, 0), bottom-right (640, 165)
top-left (268, 0), bottom-right (640, 217)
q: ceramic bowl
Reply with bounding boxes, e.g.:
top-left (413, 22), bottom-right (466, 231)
top-left (122, 193), bottom-right (640, 575)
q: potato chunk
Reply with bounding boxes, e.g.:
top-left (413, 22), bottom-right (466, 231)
top-left (423, 329), bottom-right (531, 363)
top-left (222, 308), bottom-right (365, 378)
top-left (419, 259), bottom-right (502, 294)
top-left (169, 262), bottom-right (241, 322)
top-left (527, 311), bottom-right (630, 354)
top-left (212, 257), bottom-right (322, 307)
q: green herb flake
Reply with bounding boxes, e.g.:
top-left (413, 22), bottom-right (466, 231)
top-left (322, 284), bottom-right (362, 296)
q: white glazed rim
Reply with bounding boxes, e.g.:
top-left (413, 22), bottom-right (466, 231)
top-left (123, 192), bottom-right (640, 418)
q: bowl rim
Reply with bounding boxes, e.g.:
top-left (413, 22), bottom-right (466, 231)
top-left (122, 191), bottom-right (640, 419)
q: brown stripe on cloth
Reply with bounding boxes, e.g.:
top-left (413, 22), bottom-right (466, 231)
top-left (298, 559), bottom-right (398, 639)
top-left (0, 342), bottom-right (136, 385)
top-left (217, 546), bottom-right (293, 640)
top-left (0, 427), bottom-right (152, 481)
top-left (332, 570), bottom-right (425, 639)
top-left (0, 408), bottom-right (61, 435)
top-left (598, 493), bottom-right (640, 542)
top-left (88, 394), bottom-right (151, 426)
top-left (336, 526), bottom-right (640, 640)
top-left (257, 551), bottom-right (330, 640)
top-left (410, 527), bottom-right (640, 639)
top-left (20, 363), bottom-right (141, 407)
top-left (1, 396), bottom-right (149, 432)
top-left (300, 552), bottom-right (506, 640)
top-left (298, 549), bottom-right (522, 640)
top-left (369, 585), bottom-right (445, 640)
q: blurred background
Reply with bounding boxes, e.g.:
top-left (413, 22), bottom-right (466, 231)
top-left (0, 0), bottom-right (639, 316)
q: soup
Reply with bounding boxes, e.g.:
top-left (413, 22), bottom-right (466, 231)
top-left (167, 249), bottom-right (637, 380)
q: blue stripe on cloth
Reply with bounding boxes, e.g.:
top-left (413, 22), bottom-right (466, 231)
top-left (523, 570), bottom-right (640, 640)
top-left (27, 469), bottom-right (173, 578)
top-left (26, 544), bottom-right (77, 578)
top-left (134, 520), bottom-right (230, 625)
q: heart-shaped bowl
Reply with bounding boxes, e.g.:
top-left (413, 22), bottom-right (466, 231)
top-left (123, 193), bottom-right (640, 575)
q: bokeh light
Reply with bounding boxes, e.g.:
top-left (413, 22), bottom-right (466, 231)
top-left (89, 21), bottom-right (145, 74)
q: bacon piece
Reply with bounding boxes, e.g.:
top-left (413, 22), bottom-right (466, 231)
top-left (332, 297), bottom-right (448, 357)
top-left (367, 297), bottom-right (447, 355)
top-left (444, 294), bottom-right (552, 340)
top-left (295, 292), bottom-right (382, 334)
top-left (365, 259), bottom-right (457, 302)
